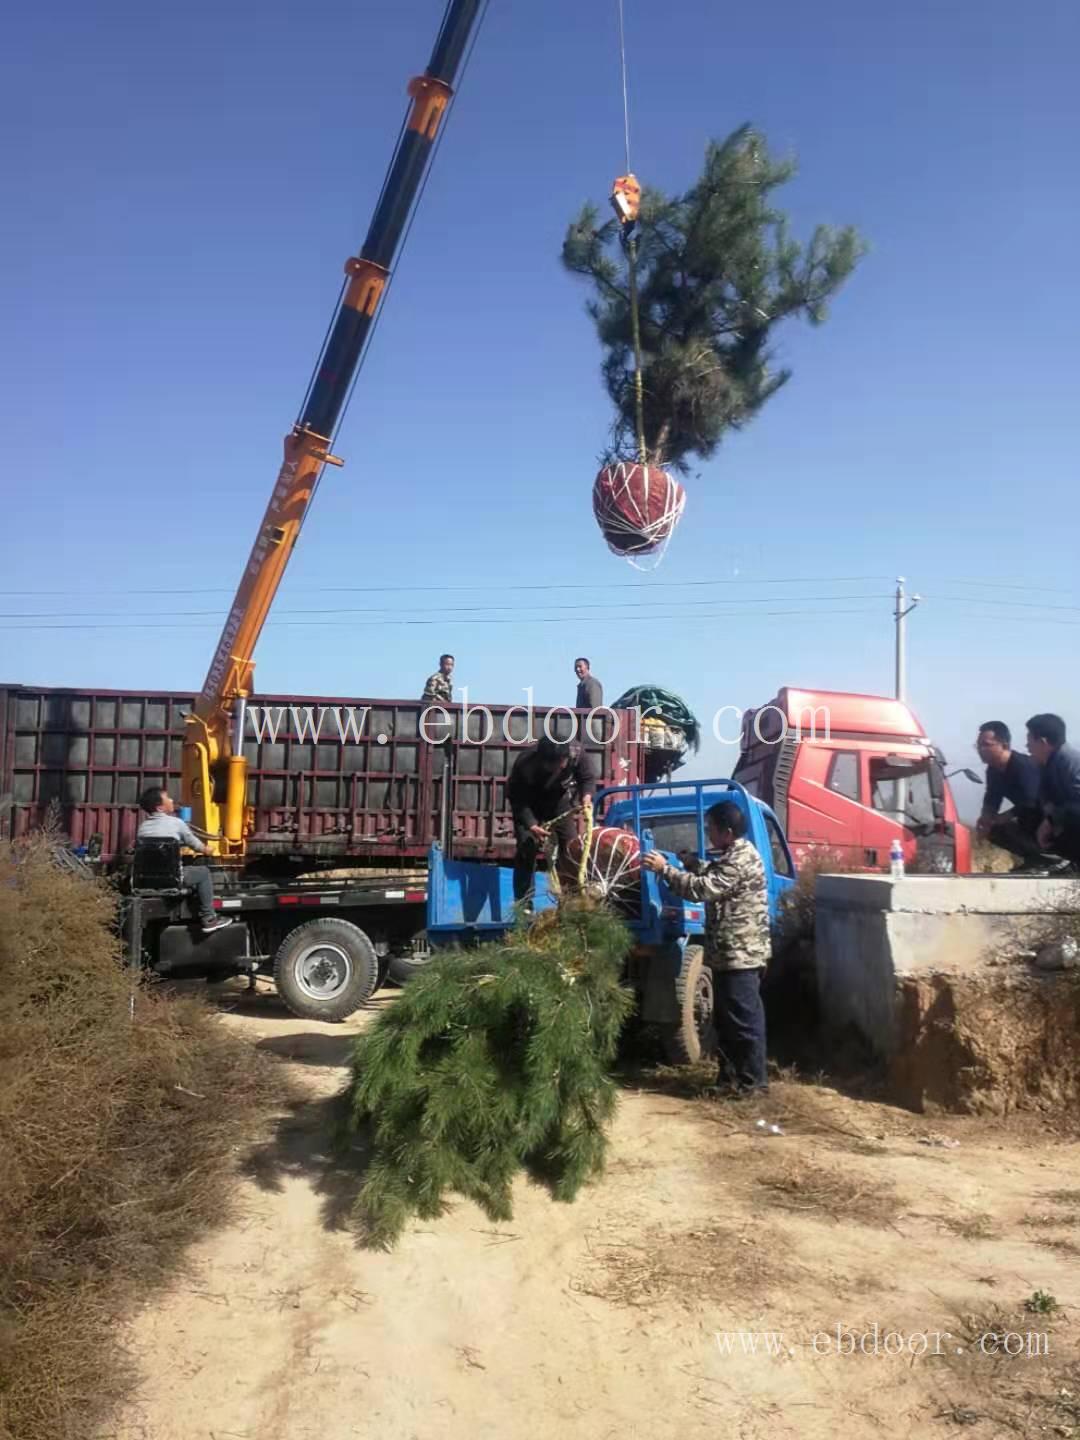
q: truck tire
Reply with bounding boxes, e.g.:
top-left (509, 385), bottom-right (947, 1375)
top-left (661, 944), bottom-right (717, 1065)
top-left (273, 918), bottom-right (379, 1023)
top-left (387, 951), bottom-right (432, 986)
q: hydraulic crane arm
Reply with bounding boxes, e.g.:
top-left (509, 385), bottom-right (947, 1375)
top-left (183, 0), bottom-right (485, 858)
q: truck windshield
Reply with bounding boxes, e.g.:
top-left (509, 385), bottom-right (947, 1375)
top-left (644, 813), bottom-right (701, 857)
top-left (869, 759), bottom-right (936, 833)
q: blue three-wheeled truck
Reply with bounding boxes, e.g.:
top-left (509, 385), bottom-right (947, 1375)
top-left (424, 778), bottom-right (797, 1064)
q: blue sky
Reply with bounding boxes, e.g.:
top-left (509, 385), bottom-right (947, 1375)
top-left (2, 0), bottom-right (1078, 805)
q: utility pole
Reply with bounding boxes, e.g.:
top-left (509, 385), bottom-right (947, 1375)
top-left (894, 576), bottom-right (921, 701)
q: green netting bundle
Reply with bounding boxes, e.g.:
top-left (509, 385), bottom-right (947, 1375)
top-left (611, 685), bottom-right (702, 752)
top-left (344, 902), bottom-right (634, 1249)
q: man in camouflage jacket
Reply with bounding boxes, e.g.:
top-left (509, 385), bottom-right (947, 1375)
top-left (421, 653), bottom-right (455, 706)
top-left (642, 799), bottom-right (771, 1093)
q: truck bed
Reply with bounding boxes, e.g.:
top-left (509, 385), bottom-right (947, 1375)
top-left (0, 684), bottom-right (640, 866)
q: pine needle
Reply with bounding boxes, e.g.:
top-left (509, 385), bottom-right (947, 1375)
top-left (343, 902), bottom-right (634, 1248)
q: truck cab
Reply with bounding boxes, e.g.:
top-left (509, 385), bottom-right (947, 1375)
top-left (734, 686), bottom-right (971, 874)
top-left (425, 778), bottom-right (796, 1064)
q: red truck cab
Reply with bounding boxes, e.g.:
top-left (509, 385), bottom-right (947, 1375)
top-left (733, 687), bottom-right (971, 874)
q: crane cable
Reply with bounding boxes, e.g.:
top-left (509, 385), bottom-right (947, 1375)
top-left (614, 0), bottom-right (648, 468)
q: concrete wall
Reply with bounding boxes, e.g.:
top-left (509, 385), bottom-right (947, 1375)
top-left (815, 874), bottom-right (1080, 1059)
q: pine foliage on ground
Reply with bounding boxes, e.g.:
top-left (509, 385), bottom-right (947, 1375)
top-left (345, 903), bottom-right (635, 1249)
top-left (0, 839), bottom-right (281, 1440)
top-left (562, 125), bottom-right (866, 471)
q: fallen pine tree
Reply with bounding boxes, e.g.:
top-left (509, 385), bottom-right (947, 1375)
top-left (344, 902), bottom-right (635, 1249)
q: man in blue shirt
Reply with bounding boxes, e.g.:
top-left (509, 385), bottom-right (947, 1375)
top-left (974, 720), bottom-right (1044, 869)
top-left (1027, 714), bottom-right (1080, 870)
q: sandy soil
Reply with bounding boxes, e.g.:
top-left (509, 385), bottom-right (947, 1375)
top-left (109, 983), bottom-right (1080, 1440)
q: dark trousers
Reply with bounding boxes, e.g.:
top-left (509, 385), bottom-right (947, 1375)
top-left (713, 965), bottom-right (768, 1091)
top-left (1048, 814), bottom-right (1080, 866)
top-left (183, 864), bottom-right (216, 925)
top-left (988, 810), bottom-right (1046, 863)
top-left (513, 814), bottom-right (577, 902)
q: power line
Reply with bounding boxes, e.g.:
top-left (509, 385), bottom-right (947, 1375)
top-left (922, 594), bottom-right (1080, 614)
top-left (0, 606), bottom-right (887, 633)
top-left (0, 575), bottom-right (897, 598)
top-left (0, 592), bottom-right (893, 621)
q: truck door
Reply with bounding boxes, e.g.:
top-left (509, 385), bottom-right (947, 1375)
top-left (864, 752), bottom-right (937, 867)
top-left (865, 751), bottom-right (959, 870)
top-left (759, 810), bottom-right (796, 917)
top-left (783, 745), bottom-right (865, 867)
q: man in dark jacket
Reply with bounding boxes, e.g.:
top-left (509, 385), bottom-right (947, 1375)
top-left (975, 720), bottom-right (1045, 867)
top-left (1028, 713), bottom-right (1080, 868)
top-left (574, 658), bottom-right (603, 710)
top-left (508, 735), bottom-right (595, 902)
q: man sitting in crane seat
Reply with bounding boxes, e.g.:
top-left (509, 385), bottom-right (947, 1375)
top-left (507, 735), bottom-right (595, 904)
top-left (136, 786), bottom-right (232, 933)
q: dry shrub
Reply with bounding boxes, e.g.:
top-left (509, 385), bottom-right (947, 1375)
top-left (573, 1220), bottom-right (788, 1308)
top-left (776, 848), bottom-right (857, 947)
top-left (766, 852), bottom-right (859, 1067)
top-left (0, 839), bottom-right (282, 1440)
top-left (942, 1212), bottom-right (999, 1241)
top-left (756, 1158), bottom-right (902, 1227)
top-left (938, 1304), bottom-right (1079, 1436)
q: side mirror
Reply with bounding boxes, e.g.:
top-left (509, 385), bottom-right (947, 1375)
top-left (946, 768), bottom-right (983, 785)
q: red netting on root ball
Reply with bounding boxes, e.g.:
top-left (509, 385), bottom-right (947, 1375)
top-left (592, 462), bottom-right (686, 566)
top-left (566, 826), bottom-right (642, 900)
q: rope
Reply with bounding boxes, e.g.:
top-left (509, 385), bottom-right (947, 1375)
top-left (626, 234), bottom-right (647, 465)
top-left (616, 0), bottom-right (631, 174)
top-left (593, 461), bottom-right (686, 569)
top-left (577, 797), bottom-right (594, 889)
top-left (614, 0), bottom-right (646, 465)
top-left (579, 826), bottom-right (641, 898)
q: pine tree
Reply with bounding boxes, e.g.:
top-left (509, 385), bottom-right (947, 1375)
top-left (562, 125), bottom-right (866, 471)
top-left (343, 902), bottom-right (635, 1249)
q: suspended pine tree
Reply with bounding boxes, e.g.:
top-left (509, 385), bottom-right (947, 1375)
top-left (562, 126), bottom-right (866, 558)
top-left (343, 902), bottom-right (635, 1249)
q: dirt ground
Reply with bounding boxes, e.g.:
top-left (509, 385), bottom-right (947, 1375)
top-left (108, 984), bottom-right (1080, 1440)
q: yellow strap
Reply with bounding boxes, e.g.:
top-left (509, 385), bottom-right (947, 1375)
top-left (577, 796), bottom-right (594, 889)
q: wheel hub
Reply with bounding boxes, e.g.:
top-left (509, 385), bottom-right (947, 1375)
top-left (295, 943), bottom-right (352, 1000)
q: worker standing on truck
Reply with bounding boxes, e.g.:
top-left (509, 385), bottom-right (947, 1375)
top-left (574, 657), bottom-right (603, 710)
top-left (974, 721), bottom-right (1046, 868)
top-left (508, 735), bottom-right (595, 903)
top-left (136, 787), bottom-right (232, 932)
top-left (1027, 714), bottom-right (1080, 870)
top-left (641, 800), bottom-right (770, 1094)
top-left (421, 654), bottom-right (455, 705)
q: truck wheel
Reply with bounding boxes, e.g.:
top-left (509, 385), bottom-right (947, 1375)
top-left (387, 951), bottom-right (432, 986)
top-left (273, 918), bottom-right (379, 1023)
top-left (386, 932), bottom-right (434, 987)
top-left (661, 944), bottom-right (717, 1065)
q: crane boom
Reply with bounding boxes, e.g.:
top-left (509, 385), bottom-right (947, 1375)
top-left (183, 0), bottom-right (484, 858)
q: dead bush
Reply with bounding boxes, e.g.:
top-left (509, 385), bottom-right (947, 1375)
top-left (756, 1158), bottom-right (902, 1228)
top-left (572, 1219), bottom-right (790, 1308)
top-left (0, 839), bottom-right (282, 1440)
top-left (776, 848), bottom-right (857, 948)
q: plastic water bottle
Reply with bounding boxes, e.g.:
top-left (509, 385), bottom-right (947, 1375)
top-left (889, 838), bottom-right (905, 880)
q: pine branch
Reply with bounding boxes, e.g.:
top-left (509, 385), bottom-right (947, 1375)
top-left (561, 125), bottom-right (865, 469)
